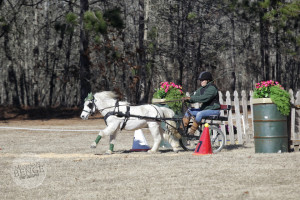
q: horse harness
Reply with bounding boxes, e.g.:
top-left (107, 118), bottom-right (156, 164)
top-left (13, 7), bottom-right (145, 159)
top-left (103, 100), bottom-right (163, 131)
top-left (104, 100), bottom-right (131, 130)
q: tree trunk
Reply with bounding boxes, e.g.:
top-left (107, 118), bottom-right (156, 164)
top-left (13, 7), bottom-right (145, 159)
top-left (137, 0), bottom-right (146, 103)
top-left (79, 0), bottom-right (91, 103)
top-left (230, 18), bottom-right (236, 92)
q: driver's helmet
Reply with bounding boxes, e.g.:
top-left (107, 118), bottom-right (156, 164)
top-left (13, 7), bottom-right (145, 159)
top-left (198, 71), bottom-right (212, 81)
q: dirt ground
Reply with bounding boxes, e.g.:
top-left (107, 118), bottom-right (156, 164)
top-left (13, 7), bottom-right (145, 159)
top-left (1, 114), bottom-right (300, 200)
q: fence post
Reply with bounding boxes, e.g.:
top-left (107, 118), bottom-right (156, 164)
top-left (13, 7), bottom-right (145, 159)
top-left (219, 91), bottom-right (227, 143)
top-left (226, 91), bottom-right (234, 144)
top-left (289, 89), bottom-right (295, 140)
top-left (295, 91), bottom-right (300, 141)
top-left (234, 91), bottom-right (243, 144)
top-left (242, 90), bottom-right (250, 143)
top-left (289, 89), bottom-right (294, 151)
top-left (250, 90), bottom-right (254, 140)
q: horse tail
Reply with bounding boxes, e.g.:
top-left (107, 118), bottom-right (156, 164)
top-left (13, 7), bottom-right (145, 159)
top-left (159, 107), bottom-right (181, 138)
top-left (159, 107), bottom-right (181, 151)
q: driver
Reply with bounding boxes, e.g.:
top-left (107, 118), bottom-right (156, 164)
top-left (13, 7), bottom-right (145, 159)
top-left (181, 71), bottom-right (220, 135)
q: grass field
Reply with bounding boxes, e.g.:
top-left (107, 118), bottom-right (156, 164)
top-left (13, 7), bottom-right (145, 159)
top-left (1, 117), bottom-right (300, 200)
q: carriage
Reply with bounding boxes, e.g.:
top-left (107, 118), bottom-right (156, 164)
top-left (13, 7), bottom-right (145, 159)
top-left (80, 91), bottom-right (230, 154)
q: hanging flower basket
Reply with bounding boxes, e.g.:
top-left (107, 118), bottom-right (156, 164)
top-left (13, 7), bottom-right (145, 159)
top-left (152, 82), bottom-right (186, 114)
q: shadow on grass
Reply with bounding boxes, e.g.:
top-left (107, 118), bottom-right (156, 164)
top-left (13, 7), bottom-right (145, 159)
top-left (0, 106), bottom-right (98, 120)
top-left (94, 149), bottom-right (190, 156)
top-left (222, 144), bottom-right (251, 151)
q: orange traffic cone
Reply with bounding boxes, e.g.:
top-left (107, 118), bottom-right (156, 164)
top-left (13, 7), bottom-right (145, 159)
top-left (193, 123), bottom-right (212, 155)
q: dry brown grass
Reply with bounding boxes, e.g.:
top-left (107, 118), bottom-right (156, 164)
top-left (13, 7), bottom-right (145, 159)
top-left (1, 118), bottom-right (300, 200)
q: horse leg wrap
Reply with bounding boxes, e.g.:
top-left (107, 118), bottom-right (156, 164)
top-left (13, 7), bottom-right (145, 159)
top-left (109, 144), bottom-right (114, 152)
top-left (95, 135), bottom-right (102, 144)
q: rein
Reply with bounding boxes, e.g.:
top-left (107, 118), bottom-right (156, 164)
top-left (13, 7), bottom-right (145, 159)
top-left (97, 98), bottom-right (183, 112)
top-left (152, 99), bottom-right (183, 104)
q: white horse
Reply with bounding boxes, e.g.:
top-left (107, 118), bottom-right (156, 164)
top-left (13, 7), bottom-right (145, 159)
top-left (80, 91), bottom-right (180, 154)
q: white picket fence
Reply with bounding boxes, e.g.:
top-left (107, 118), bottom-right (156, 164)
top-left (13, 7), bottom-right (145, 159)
top-left (217, 90), bottom-right (300, 149)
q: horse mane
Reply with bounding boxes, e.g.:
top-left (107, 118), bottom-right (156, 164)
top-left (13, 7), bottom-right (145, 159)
top-left (94, 91), bottom-right (130, 105)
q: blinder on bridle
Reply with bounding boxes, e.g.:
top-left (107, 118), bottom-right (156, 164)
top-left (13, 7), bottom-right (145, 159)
top-left (87, 102), bottom-right (94, 109)
top-left (83, 93), bottom-right (96, 115)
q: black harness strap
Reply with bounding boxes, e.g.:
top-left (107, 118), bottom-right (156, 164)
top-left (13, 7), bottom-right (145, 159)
top-left (114, 100), bottom-right (119, 113)
top-left (103, 112), bottom-right (114, 125)
top-left (104, 100), bottom-right (121, 126)
top-left (103, 100), bottom-right (131, 130)
top-left (120, 106), bottom-right (130, 130)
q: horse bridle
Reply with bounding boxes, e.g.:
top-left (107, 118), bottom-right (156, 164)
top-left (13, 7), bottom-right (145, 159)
top-left (83, 99), bottom-right (97, 116)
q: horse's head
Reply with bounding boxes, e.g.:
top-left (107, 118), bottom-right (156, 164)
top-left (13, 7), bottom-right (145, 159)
top-left (81, 93), bottom-right (96, 120)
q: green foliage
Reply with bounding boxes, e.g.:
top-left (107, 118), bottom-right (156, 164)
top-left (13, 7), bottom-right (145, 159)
top-left (270, 85), bottom-right (291, 116)
top-left (253, 80), bottom-right (291, 116)
top-left (54, 13), bottom-right (77, 35)
top-left (187, 12), bottom-right (197, 20)
top-left (84, 11), bottom-right (107, 34)
top-left (263, 9), bottom-right (276, 21)
top-left (296, 36), bottom-right (300, 46)
top-left (253, 86), bottom-right (271, 98)
top-left (286, 49), bottom-right (297, 56)
top-left (66, 12), bottom-right (78, 26)
top-left (84, 8), bottom-right (124, 45)
top-left (0, 17), bottom-right (9, 32)
top-left (103, 8), bottom-right (124, 29)
top-left (259, 0), bottom-right (270, 9)
top-left (164, 89), bottom-right (185, 114)
top-left (153, 89), bottom-right (165, 99)
top-left (261, 0), bottom-right (300, 25)
top-left (147, 27), bottom-right (157, 55)
top-left (146, 62), bottom-right (153, 75)
top-left (131, 68), bottom-right (137, 76)
top-left (147, 42), bottom-right (155, 54)
top-left (153, 82), bottom-right (185, 113)
top-left (95, 35), bottom-right (101, 44)
top-left (258, 0), bottom-right (300, 55)
top-left (148, 27), bottom-right (157, 40)
top-left (112, 50), bottom-right (121, 60)
top-left (228, 0), bottom-right (239, 11)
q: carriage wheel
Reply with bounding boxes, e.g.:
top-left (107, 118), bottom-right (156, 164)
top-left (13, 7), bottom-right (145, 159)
top-left (179, 125), bottom-right (225, 153)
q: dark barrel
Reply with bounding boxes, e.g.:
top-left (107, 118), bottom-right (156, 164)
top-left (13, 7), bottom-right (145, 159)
top-left (253, 103), bottom-right (288, 153)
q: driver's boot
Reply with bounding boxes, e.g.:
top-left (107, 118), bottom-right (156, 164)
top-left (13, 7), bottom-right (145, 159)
top-left (189, 121), bottom-right (200, 135)
top-left (182, 117), bottom-right (190, 130)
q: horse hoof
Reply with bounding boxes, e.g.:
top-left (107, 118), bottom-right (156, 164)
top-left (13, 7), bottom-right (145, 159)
top-left (147, 150), bottom-right (156, 154)
top-left (90, 142), bottom-right (97, 148)
top-left (105, 150), bottom-right (112, 155)
top-left (173, 148), bottom-right (179, 153)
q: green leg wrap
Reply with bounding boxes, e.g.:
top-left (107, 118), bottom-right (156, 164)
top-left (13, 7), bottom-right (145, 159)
top-left (109, 144), bottom-right (114, 152)
top-left (95, 135), bottom-right (102, 144)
